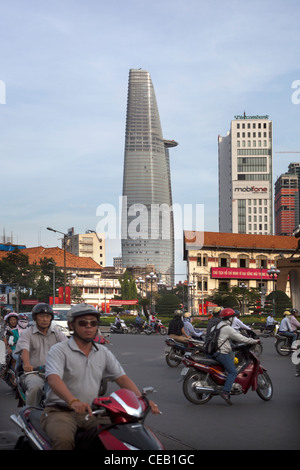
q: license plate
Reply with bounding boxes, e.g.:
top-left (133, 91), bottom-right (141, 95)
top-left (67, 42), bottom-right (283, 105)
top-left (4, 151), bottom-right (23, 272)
top-left (181, 367), bottom-right (189, 376)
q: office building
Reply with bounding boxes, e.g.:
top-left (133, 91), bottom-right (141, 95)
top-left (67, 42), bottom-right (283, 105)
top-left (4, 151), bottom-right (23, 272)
top-left (275, 172), bottom-right (298, 236)
top-left (218, 114), bottom-right (273, 235)
top-left (65, 229), bottom-right (105, 266)
top-left (121, 69), bottom-right (177, 285)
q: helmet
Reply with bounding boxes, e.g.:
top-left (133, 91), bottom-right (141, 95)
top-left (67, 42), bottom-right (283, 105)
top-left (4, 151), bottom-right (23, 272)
top-left (220, 308), bottom-right (236, 319)
top-left (212, 307), bottom-right (222, 316)
top-left (284, 310), bottom-right (291, 316)
top-left (67, 303), bottom-right (100, 323)
top-left (290, 308), bottom-right (298, 315)
top-left (4, 312), bottom-right (18, 322)
top-left (32, 303), bottom-right (54, 321)
top-left (174, 309), bottom-right (183, 316)
top-left (183, 312), bottom-right (191, 318)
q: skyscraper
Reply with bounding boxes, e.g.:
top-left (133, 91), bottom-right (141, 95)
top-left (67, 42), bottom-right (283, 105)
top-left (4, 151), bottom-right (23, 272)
top-left (218, 114), bottom-right (273, 235)
top-left (121, 69), bottom-right (177, 285)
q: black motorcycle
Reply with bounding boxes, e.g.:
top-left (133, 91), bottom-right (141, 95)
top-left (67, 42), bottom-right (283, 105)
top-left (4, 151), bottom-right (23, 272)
top-left (165, 337), bottom-right (205, 367)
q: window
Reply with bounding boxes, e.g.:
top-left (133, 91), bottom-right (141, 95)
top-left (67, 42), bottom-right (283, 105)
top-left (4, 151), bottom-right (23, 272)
top-left (219, 254), bottom-right (230, 267)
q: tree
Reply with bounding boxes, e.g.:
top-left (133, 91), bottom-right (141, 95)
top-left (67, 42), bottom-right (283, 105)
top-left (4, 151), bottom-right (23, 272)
top-left (156, 293), bottom-right (181, 316)
top-left (0, 249), bottom-right (39, 312)
top-left (118, 270), bottom-right (138, 310)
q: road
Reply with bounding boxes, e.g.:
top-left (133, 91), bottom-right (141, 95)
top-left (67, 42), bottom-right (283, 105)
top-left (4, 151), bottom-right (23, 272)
top-left (0, 331), bottom-right (299, 450)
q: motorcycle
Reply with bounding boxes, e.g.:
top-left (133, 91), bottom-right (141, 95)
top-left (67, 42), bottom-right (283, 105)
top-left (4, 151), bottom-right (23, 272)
top-left (110, 319), bottom-right (128, 334)
top-left (129, 322), bottom-right (152, 335)
top-left (180, 342), bottom-right (273, 405)
top-left (0, 339), bottom-right (16, 389)
top-left (10, 387), bottom-right (164, 450)
top-left (258, 322), bottom-right (279, 338)
top-left (274, 330), bottom-right (299, 356)
top-left (164, 337), bottom-right (205, 367)
top-left (152, 319), bottom-right (167, 335)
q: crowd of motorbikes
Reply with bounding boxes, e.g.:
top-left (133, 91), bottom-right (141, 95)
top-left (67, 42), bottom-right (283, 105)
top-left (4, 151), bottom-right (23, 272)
top-left (1, 309), bottom-right (298, 450)
top-left (0, 312), bottom-right (165, 451)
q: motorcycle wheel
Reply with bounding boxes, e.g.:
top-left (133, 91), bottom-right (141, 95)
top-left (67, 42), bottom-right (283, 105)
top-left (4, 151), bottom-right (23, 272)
top-left (130, 326), bottom-right (138, 334)
top-left (144, 328), bottom-right (152, 335)
top-left (183, 370), bottom-right (213, 404)
top-left (275, 339), bottom-right (292, 356)
top-left (256, 371), bottom-right (273, 401)
top-left (159, 326), bottom-right (167, 335)
top-left (251, 342), bottom-right (263, 356)
top-left (165, 349), bottom-right (183, 367)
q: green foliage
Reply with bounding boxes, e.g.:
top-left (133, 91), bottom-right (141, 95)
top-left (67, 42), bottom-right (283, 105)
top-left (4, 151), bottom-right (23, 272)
top-left (156, 293), bottom-right (181, 316)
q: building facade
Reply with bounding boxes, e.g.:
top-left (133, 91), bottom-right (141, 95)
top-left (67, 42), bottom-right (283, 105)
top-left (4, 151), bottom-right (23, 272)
top-left (275, 172), bottom-right (298, 236)
top-left (121, 69), bottom-right (177, 286)
top-left (64, 229), bottom-right (106, 267)
top-left (219, 114), bottom-right (273, 235)
top-left (184, 231), bottom-right (297, 314)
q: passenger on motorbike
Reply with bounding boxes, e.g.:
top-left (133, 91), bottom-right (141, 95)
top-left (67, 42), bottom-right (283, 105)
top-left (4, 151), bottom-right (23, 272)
top-left (289, 309), bottom-right (300, 334)
top-left (15, 303), bottom-right (67, 406)
top-left (168, 310), bottom-right (191, 343)
top-left (2, 312), bottom-right (20, 373)
top-left (40, 303), bottom-right (161, 450)
top-left (183, 312), bottom-right (204, 339)
top-left (278, 311), bottom-right (297, 346)
top-left (232, 311), bottom-right (251, 332)
top-left (206, 306), bottom-right (222, 336)
top-left (208, 308), bottom-right (260, 405)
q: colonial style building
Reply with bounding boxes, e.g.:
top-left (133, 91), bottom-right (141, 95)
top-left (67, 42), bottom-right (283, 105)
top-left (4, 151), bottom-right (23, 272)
top-left (183, 231), bottom-right (298, 314)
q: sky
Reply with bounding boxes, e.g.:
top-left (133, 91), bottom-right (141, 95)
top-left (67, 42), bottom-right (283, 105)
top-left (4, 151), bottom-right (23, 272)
top-left (1, 0), bottom-right (300, 281)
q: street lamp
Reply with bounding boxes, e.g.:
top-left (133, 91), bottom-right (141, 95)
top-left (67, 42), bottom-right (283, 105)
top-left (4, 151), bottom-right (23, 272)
top-left (146, 272), bottom-right (157, 313)
top-left (267, 265), bottom-right (280, 316)
top-left (135, 277), bottom-right (145, 315)
top-left (239, 282), bottom-right (247, 315)
top-left (48, 261), bottom-right (56, 306)
top-left (47, 227), bottom-right (67, 304)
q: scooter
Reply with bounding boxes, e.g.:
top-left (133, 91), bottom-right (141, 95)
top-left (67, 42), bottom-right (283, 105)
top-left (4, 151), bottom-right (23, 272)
top-left (274, 330), bottom-right (299, 356)
top-left (164, 337), bottom-right (205, 367)
top-left (10, 387), bottom-right (164, 450)
top-left (152, 319), bottom-right (167, 335)
top-left (110, 319), bottom-right (128, 334)
top-left (180, 342), bottom-right (273, 405)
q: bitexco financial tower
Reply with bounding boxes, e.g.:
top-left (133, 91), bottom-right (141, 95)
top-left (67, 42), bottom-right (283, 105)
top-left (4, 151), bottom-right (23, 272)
top-left (121, 69), bottom-right (177, 286)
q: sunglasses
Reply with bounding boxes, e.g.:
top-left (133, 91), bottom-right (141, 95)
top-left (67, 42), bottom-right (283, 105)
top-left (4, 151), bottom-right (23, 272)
top-left (77, 319), bottom-right (98, 327)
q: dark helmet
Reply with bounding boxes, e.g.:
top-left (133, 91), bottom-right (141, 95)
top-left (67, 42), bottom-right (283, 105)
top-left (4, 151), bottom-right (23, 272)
top-left (67, 303), bottom-right (100, 324)
top-left (220, 308), bottom-right (236, 319)
top-left (290, 308), bottom-right (298, 315)
top-left (212, 307), bottom-right (222, 317)
top-left (32, 303), bottom-right (54, 321)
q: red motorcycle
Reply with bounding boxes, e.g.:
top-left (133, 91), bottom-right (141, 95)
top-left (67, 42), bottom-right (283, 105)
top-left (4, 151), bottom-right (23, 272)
top-left (181, 343), bottom-right (273, 405)
top-left (11, 387), bottom-right (164, 450)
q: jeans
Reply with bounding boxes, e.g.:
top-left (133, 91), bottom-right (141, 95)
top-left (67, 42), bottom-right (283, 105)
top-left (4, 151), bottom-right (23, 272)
top-left (279, 331), bottom-right (297, 344)
top-left (213, 352), bottom-right (238, 394)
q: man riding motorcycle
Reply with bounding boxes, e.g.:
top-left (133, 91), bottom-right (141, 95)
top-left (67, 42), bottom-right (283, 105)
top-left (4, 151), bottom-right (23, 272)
top-left (207, 308), bottom-right (260, 405)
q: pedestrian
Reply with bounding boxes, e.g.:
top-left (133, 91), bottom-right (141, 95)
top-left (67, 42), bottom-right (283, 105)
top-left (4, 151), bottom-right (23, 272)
top-left (40, 303), bottom-right (160, 450)
top-left (15, 303), bottom-right (67, 406)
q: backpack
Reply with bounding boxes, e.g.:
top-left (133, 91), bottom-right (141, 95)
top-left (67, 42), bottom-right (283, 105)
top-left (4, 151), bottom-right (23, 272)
top-left (204, 324), bottom-right (226, 355)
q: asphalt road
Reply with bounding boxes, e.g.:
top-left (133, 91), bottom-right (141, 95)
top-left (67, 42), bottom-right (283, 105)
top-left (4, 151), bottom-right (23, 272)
top-left (0, 330), bottom-right (299, 450)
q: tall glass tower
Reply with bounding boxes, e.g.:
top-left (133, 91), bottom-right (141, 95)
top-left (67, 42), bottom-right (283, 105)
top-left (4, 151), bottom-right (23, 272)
top-left (121, 69), bottom-right (177, 285)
